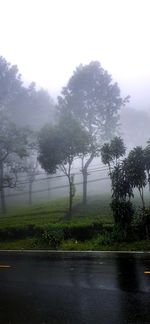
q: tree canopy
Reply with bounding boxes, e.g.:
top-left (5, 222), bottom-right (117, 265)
top-left (38, 113), bottom-right (90, 216)
top-left (58, 61), bottom-right (128, 139)
top-left (0, 56), bottom-right (54, 130)
top-left (57, 61), bottom-right (128, 204)
top-left (0, 111), bottom-right (29, 213)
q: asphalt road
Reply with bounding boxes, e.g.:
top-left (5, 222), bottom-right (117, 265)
top-left (0, 253), bottom-right (150, 324)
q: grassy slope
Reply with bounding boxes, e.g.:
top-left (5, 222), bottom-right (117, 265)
top-left (0, 195), bottom-right (113, 228)
top-left (0, 195), bottom-right (149, 251)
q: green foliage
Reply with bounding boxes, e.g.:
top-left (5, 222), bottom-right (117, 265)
top-left (133, 207), bottom-right (150, 239)
top-left (110, 136), bottom-right (126, 161)
top-left (38, 112), bottom-right (90, 174)
top-left (110, 224), bottom-right (133, 243)
top-left (58, 62), bottom-right (128, 205)
top-left (101, 138), bottom-right (134, 228)
top-left (101, 136), bottom-right (126, 168)
top-left (12, 85), bottom-right (54, 130)
top-left (0, 224), bottom-right (39, 241)
top-left (126, 146), bottom-right (147, 189)
top-left (111, 200), bottom-right (134, 227)
top-left (0, 56), bottom-right (22, 111)
top-left (58, 61), bottom-right (127, 139)
top-left (38, 112), bottom-right (90, 216)
top-left (0, 111), bottom-right (30, 212)
top-left (0, 195), bottom-right (149, 250)
top-left (143, 144), bottom-right (150, 190)
top-left (111, 163), bottom-right (133, 201)
top-left (0, 111), bottom-right (28, 161)
top-left (41, 228), bottom-right (64, 249)
top-left (101, 143), bottom-right (112, 166)
top-left (63, 222), bottom-right (103, 241)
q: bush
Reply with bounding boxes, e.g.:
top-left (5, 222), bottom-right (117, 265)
top-left (63, 222), bottom-right (103, 241)
top-left (133, 207), bottom-right (150, 239)
top-left (0, 220), bottom-right (104, 245)
top-left (41, 228), bottom-right (64, 249)
top-left (111, 224), bottom-right (130, 242)
top-left (111, 200), bottom-right (134, 228)
top-left (0, 224), bottom-right (37, 241)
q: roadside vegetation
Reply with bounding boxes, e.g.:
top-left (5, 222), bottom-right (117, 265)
top-left (0, 194), bottom-right (149, 251)
top-left (0, 56), bottom-right (150, 251)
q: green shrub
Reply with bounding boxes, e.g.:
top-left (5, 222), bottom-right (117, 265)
top-left (63, 222), bottom-right (103, 241)
top-left (111, 224), bottom-right (134, 242)
top-left (41, 228), bottom-right (64, 249)
top-left (111, 200), bottom-right (134, 227)
top-left (0, 224), bottom-right (37, 241)
top-left (0, 220), bottom-right (104, 244)
top-left (133, 207), bottom-right (150, 239)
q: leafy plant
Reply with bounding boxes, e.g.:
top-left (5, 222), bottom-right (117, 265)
top-left (41, 228), bottom-right (64, 249)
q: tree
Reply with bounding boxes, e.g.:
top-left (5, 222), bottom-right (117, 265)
top-left (125, 147), bottom-right (147, 208)
top-left (23, 153), bottom-right (39, 206)
top-left (9, 83), bottom-right (55, 130)
top-left (38, 113), bottom-right (90, 217)
top-left (101, 143), bottom-right (113, 173)
top-left (110, 159), bottom-right (134, 230)
top-left (125, 145), bottom-right (150, 238)
top-left (0, 56), bottom-right (54, 130)
top-left (143, 142), bottom-right (150, 194)
top-left (101, 136), bottom-right (126, 175)
top-left (0, 111), bottom-right (28, 213)
top-left (109, 137), bottom-right (126, 164)
top-left (0, 56), bottom-right (22, 112)
top-left (58, 61), bottom-right (128, 204)
top-left (101, 137), bottom-right (134, 229)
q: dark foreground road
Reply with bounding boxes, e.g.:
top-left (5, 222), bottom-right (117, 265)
top-left (0, 252), bottom-right (150, 324)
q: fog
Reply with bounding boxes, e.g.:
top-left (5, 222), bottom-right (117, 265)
top-left (0, 0), bottom-right (150, 208)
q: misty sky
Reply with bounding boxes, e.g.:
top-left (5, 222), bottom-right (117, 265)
top-left (0, 0), bottom-right (150, 109)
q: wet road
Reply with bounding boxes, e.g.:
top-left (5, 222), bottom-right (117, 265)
top-left (0, 253), bottom-right (150, 324)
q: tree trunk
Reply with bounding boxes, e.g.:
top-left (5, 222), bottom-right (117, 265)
top-left (0, 189), bottom-right (6, 214)
top-left (69, 180), bottom-right (73, 218)
top-left (29, 181), bottom-right (33, 206)
top-left (0, 163), bottom-right (6, 214)
top-left (138, 187), bottom-right (145, 209)
top-left (83, 170), bottom-right (88, 206)
top-left (81, 152), bottom-right (95, 206)
top-left (145, 223), bottom-right (149, 240)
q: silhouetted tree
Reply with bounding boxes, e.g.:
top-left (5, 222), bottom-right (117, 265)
top-left (143, 142), bottom-right (150, 194)
top-left (38, 113), bottom-right (90, 217)
top-left (101, 136), bottom-right (126, 175)
top-left (0, 112), bottom-right (28, 213)
top-left (125, 147), bottom-right (147, 208)
top-left (58, 61), bottom-right (128, 205)
top-left (0, 56), bottom-right (22, 112)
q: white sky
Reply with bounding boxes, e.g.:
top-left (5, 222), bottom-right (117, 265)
top-left (0, 0), bottom-right (150, 108)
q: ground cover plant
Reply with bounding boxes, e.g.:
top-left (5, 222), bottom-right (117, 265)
top-left (0, 194), bottom-right (149, 251)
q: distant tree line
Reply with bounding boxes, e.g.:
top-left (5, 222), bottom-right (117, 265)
top-left (0, 56), bottom-right (128, 215)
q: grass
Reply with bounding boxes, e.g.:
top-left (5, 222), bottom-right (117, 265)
top-left (60, 238), bottom-right (150, 251)
top-left (0, 195), bottom-right (113, 228)
top-left (0, 237), bottom-right (149, 251)
top-left (0, 194), bottom-right (149, 251)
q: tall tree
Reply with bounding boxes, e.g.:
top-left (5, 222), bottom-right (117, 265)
top-left (9, 83), bottom-right (55, 130)
top-left (38, 113), bottom-right (90, 217)
top-left (125, 147), bottom-right (147, 208)
top-left (101, 136), bottom-right (126, 176)
top-left (0, 112), bottom-right (28, 213)
top-left (58, 61), bottom-right (128, 204)
top-left (0, 56), bottom-right (22, 112)
top-left (0, 56), bottom-right (54, 130)
top-left (143, 141), bottom-right (150, 195)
